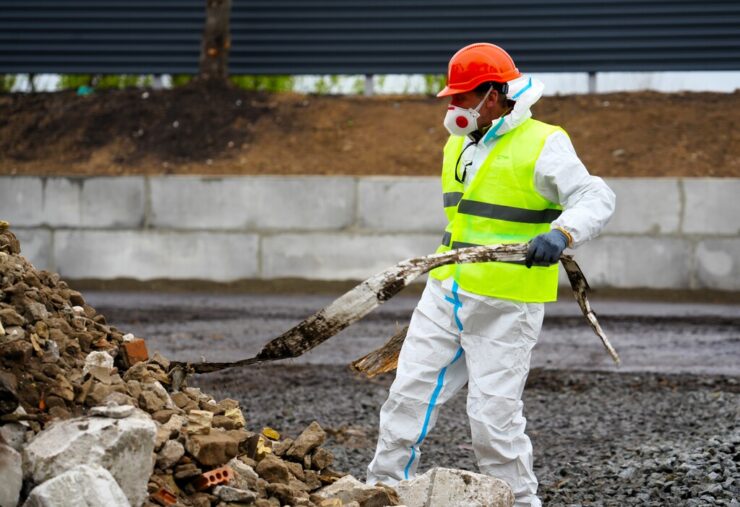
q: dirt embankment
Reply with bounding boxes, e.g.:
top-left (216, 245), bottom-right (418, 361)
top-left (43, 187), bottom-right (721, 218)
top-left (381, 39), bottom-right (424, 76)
top-left (1, 83), bottom-right (738, 177)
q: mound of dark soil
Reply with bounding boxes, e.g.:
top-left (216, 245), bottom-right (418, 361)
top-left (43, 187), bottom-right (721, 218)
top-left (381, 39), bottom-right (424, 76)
top-left (0, 82), bottom-right (270, 169)
top-left (1, 84), bottom-right (738, 177)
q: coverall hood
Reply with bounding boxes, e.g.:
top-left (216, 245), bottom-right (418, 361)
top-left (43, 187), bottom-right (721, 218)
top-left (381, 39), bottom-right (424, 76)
top-left (480, 75), bottom-right (546, 142)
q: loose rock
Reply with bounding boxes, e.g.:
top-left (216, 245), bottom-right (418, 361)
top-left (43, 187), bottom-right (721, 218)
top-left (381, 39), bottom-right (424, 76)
top-left (156, 440), bottom-right (185, 470)
top-left (397, 467), bottom-right (513, 507)
top-left (213, 485), bottom-right (258, 503)
top-left (316, 475), bottom-right (400, 507)
top-left (256, 454), bottom-right (291, 485)
top-left (185, 431), bottom-right (240, 466)
top-left (287, 421), bottom-right (326, 460)
top-left (23, 410), bottom-right (156, 507)
top-left (22, 464), bottom-right (130, 507)
top-left (186, 410), bottom-right (213, 435)
top-left (0, 442), bottom-right (22, 507)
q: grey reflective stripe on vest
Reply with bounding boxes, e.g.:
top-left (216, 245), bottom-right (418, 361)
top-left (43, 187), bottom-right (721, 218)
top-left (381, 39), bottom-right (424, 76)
top-left (451, 240), bottom-right (528, 265)
top-left (442, 231), bottom-right (452, 247)
top-left (443, 192), bottom-right (463, 207)
top-left (451, 241), bottom-right (480, 249)
top-left (457, 199), bottom-right (562, 224)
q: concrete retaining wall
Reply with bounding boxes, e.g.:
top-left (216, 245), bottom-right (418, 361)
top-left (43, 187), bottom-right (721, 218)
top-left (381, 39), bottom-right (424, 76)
top-left (1, 176), bottom-right (738, 291)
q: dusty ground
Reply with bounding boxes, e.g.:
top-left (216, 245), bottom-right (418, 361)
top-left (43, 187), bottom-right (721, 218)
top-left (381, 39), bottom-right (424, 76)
top-left (85, 290), bottom-right (740, 505)
top-left (1, 83), bottom-right (738, 178)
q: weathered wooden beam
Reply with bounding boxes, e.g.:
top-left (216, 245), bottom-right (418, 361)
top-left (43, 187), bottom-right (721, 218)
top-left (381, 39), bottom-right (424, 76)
top-left (172, 243), bottom-right (530, 375)
top-left (172, 245), bottom-right (619, 376)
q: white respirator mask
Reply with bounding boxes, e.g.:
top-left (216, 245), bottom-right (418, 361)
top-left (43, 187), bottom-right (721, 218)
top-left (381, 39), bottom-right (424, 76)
top-left (442, 85), bottom-right (494, 136)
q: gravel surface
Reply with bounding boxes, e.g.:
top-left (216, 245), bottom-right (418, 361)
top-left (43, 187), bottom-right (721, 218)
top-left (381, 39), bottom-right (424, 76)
top-left (86, 291), bottom-right (740, 505)
top-left (195, 366), bottom-right (739, 506)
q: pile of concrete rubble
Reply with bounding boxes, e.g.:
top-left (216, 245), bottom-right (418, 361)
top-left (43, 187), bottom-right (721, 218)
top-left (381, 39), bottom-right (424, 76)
top-left (0, 224), bottom-right (406, 507)
top-left (0, 224), bottom-right (517, 507)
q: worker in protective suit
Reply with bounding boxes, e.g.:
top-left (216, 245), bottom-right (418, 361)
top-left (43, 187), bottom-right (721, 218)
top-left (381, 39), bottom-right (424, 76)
top-left (366, 43), bottom-right (616, 507)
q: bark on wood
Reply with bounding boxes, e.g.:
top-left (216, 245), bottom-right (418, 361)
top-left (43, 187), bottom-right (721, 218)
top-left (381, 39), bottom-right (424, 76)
top-left (350, 255), bottom-right (621, 378)
top-left (560, 256), bottom-right (621, 364)
top-left (350, 325), bottom-right (408, 378)
top-left (199, 0), bottom-right (232, 81)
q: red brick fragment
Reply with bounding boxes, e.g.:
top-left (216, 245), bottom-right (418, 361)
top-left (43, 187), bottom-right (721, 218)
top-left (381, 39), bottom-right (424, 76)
top-left (121, 338), bottom-right (148, 367)
top-left (150, 487), bottom-right (178, 506)
top-left (192, 465), bottom-right (233, 491)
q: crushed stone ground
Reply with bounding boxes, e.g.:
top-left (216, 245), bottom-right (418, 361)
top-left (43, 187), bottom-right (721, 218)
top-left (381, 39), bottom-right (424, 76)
top-left (197, 366), bottom-right (739, 506)
top-left (89, 291), bottom-right (740, 506)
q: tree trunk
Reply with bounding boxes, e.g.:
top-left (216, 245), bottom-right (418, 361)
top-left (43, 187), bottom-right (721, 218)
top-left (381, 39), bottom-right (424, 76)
top-left (199, 0), bottom-right (232, 81)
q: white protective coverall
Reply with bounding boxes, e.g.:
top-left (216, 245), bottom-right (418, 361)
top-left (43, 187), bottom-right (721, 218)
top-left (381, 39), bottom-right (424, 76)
top-left (366, 76), bottom-right (616, 507)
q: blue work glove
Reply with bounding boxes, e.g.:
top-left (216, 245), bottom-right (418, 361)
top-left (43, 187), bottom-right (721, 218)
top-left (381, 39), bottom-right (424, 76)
top-left (525, 229), bottom-right (569, 268)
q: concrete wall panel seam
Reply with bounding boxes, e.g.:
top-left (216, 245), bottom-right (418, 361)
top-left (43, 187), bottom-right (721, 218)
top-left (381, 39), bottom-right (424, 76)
top-left (256, 234), bottom-right (264, 278)
top-left (143, 176), bottom-right (152, 229)
top-left (677, 178), bottom-right (686, 235)
top-left (351, 176), bottom-right (360, 229)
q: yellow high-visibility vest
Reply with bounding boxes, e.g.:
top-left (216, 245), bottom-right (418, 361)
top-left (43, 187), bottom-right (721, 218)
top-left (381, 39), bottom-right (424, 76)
top-left (430, 118), bottom-right (564, 302)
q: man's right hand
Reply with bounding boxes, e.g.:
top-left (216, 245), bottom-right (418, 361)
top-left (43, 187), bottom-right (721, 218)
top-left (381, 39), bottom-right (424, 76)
top-left (525, 230), bottom-right (569, 268)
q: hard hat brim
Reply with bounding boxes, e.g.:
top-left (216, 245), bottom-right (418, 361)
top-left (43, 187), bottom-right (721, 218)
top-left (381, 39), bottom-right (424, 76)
top-left (436, 85), bottom-right (470, 98)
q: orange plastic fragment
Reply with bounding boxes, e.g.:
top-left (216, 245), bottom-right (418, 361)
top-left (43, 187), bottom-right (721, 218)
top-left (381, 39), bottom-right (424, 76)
top-left (192, 465), bottom-right (233, 491)
top-left (150, 487), bottom-right (177, 506)
top-left (121, 339), bottom-right (148, 367)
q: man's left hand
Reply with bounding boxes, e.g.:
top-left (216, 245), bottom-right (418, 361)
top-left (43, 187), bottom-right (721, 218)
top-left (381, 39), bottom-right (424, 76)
top-left (525, 230), bottom-right (569, 268)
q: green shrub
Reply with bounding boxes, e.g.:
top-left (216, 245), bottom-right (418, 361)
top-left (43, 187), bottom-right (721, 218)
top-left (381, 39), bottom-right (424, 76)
top-left (230, 75), bottom-right (294, 92)
top-left (59, 74), bottom-right (158, 90)
top-left (171, 74), bottom-right (193, 87)
top-left (59, 74), bottom-right (93, 90)
top-left (0, 75), bottom-right (16, 92)
top-left (424, 74), bottom-right (446, 95)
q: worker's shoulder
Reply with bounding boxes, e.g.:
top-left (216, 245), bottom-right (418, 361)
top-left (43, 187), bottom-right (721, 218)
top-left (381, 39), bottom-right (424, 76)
top-left (525, 117), bottom-right (565, 134)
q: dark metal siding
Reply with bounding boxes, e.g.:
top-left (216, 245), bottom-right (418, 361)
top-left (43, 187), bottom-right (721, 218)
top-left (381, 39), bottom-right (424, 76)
top-left (2, 0), bottom-right (739, 74)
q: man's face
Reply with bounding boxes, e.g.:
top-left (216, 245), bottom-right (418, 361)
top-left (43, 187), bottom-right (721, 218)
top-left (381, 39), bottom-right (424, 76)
top-left (448, 89), bottom-right (506, 132)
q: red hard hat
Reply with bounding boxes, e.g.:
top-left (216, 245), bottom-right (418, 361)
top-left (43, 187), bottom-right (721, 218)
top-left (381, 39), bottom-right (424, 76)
top-left (437, 43), bottom-right (521, 97)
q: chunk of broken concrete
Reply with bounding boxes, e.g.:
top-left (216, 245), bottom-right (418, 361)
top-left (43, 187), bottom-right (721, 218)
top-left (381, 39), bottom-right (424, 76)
top-left (3, 326), bottom-right (24, 343)
top-left (0, 442), bottom-right (22, 507)
top-left (185, 431), bottom-right (240, 466)
top-left (186, 409), bottom-right (213, 435)
top-left (0, 308), bottom-right (24, 326)
top-left (138, 381), bottom-right (172, 413)
top-left (223, 407), bottom-right (246, 429)
top-left (90, 404), bottom-right (135, 419)
top-left (26, 301), bottom-right (50, 322)
top-left (213, 485), bottom-right (257, 503)
top-left (286, 421), bottom-right (326, 460)
top-left (255, 453), bottom-right (291, 485)
top-left (0, 421), bottom-right (26, 452)
top-left (396, 467), bottom-right (514, 507)
top-left (83, 351), bottom-right (115, 384)
top-left (22, 464), bottom-right (130, 507)
top-left (311, 447), bottom-right (334, 471)
top-left (23, 409), bottom-right (156, 507)
top-left (227, 458), bottom-right (260, 491)
top-left (155, 413), bottom-right (187, 449)
top-left (157, 440), bottom-right (185, 470)
top-left (315, 475), bottom-right (399, 507)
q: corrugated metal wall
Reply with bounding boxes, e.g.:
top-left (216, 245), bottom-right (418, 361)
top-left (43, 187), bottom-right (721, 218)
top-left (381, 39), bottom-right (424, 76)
top-left (2, 0), bottom-right (739, 74)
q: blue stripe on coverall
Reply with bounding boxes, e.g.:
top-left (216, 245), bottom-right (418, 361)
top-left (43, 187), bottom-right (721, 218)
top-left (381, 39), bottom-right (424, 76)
top-left (403, 281), bottom-right (465, 479)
